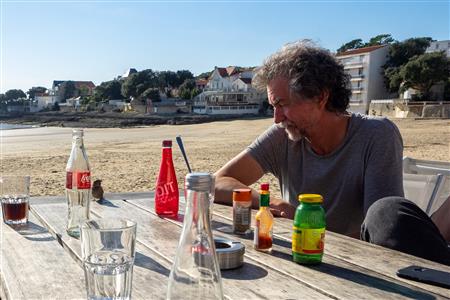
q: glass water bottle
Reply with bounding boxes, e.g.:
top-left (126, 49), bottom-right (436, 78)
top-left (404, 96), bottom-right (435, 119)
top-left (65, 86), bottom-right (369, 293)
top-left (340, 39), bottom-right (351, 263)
top-left (66, 128), bottom-right (91, 238)
top-left (167, 172), bottom-right (223, 300)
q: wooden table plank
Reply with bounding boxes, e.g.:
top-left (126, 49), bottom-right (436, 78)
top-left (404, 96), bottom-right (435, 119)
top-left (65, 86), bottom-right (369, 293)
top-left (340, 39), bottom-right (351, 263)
top-left (89, 198), bottom-right (332, 300)
top-left (0, 206), bottom-right (85, 300)
top-left (30, 199), bottom-right (172, 300)
top-left (210, 201), bottom-right (450, 298)
top-left (128, 197), bottom-right (444, 300)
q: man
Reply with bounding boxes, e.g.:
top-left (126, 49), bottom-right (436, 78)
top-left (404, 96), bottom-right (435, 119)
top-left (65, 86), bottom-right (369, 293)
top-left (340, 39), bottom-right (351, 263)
top-left (214, 40), bottom-right (450, 265)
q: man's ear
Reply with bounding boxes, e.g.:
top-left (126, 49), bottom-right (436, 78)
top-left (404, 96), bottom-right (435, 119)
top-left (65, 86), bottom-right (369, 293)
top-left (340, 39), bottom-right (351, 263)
top-left (317, 90), bottom-right (330, 109)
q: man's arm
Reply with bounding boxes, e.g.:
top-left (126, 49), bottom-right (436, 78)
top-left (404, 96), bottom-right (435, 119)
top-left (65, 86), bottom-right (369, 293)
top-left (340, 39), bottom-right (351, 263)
top-left (214, 149), bottom-right (297, 218)
top-left (214, 149), bottom-right (264, 209)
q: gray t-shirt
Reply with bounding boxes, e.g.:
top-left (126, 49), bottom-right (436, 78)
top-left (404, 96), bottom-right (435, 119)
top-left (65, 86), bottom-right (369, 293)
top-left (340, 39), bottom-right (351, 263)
top-left (248, 113), bottom-right (404, 235)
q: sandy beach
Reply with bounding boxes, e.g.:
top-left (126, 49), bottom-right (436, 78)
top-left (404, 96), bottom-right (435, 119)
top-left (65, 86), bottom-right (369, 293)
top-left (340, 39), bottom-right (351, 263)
top-left (1, 117), bottom-right (449, 198)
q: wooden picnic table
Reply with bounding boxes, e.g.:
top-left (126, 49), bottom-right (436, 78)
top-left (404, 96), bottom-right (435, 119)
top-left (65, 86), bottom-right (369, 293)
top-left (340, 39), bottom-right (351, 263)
top-left (1, 191), bottom-right (449, 299)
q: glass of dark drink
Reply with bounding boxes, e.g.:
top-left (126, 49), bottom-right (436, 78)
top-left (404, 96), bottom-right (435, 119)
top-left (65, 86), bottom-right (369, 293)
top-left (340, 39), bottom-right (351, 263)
top-left (1, 176), bottom-right (30, 225)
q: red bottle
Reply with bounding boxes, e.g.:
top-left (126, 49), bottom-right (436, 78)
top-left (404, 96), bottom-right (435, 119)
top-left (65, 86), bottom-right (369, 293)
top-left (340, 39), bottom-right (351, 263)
top-left (155, 140), bottom-right (179, 217)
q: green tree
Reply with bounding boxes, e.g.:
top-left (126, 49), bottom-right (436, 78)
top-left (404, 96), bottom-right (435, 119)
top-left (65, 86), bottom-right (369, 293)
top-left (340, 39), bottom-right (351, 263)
top-left (399, 52), bottom-right (450, 100)
top-left (196, 72), bottom-right (211, 79)
top-left (176, 70), bottom-right (194, 86)
top-left (157, 71), bottom-right (178, 88)
top-left (336, 39), bottom-right (364, 53)
top-left (0, 94), bottom-right (6, 112)
top-left (93, 80), bottom-right (123, 102)
top-left (385, 37), bottom-right (432, 67)
top-left (190, 88), bottom-right (201, 99)
top-left (178, 79), bottom-right (197, 99)
top-left (121, 69), bottom-right (158, 101)
top-left (179, 89), bottom-right (192, 100)
top-left (179, 79), bottom-right (196, 90)
top-left (27, 86), bottom-right (47, 99)
top-left (383, 37), bottom-right (433, 93)
top-left (443, 78), bottom-right (450, 101)
top-left (142, 88), bottom-right (161, 102)
top-left (59, 81), bottom-right (76, 102)
top-left (366, 34), bottom-right (395, 46)
top-left (5, 89), bottom-right (26, 100)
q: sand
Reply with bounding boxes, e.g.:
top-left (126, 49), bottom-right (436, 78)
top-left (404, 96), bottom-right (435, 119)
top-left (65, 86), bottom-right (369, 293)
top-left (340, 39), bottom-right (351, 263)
top-left (1, 117), bottom-right (449, 198)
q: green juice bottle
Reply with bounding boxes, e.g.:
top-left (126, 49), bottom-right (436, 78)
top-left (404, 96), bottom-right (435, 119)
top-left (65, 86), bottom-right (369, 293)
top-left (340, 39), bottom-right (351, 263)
top-left (292, 194), bottom-right (326, 264)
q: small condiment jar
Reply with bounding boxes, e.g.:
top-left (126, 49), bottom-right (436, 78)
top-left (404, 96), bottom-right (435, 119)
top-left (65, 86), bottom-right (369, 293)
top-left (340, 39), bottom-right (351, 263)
top-left (232, 189), bottom-right (252, 234)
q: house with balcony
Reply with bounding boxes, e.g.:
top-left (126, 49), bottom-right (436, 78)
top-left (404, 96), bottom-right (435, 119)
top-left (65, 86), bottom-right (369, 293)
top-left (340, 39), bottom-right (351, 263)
top-left (336, 45), bottom-right (390, 114)
top-left (193, 67), bottom-right (267, 115)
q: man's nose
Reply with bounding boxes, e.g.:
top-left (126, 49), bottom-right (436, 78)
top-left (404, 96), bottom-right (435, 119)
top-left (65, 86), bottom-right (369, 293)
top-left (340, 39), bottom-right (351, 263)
top-left (273, 107), bottom-right (285, 124)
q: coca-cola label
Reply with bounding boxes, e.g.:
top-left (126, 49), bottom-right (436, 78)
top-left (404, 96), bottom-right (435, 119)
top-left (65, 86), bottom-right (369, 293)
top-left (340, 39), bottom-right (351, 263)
top-left (66, 171), bottom-right (73, 189)
top-left (76, 172), bottom-right (91, 189)
top-left (66, 171), bottom-right (91, 189)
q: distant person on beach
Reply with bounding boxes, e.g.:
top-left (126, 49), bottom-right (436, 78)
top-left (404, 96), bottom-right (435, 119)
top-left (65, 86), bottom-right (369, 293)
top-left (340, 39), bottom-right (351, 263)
top-left (214, 40), bottom-right (450, 265)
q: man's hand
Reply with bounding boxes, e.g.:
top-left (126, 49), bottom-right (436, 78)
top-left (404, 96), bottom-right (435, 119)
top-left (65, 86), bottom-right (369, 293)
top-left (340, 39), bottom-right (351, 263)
top-left (269, 198), bottom-right (297, 219)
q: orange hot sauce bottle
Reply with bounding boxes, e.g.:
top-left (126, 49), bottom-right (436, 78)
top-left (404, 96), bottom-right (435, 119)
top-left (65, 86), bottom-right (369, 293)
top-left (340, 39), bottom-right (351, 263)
top-left (254, 183), bottom-right (274, 252)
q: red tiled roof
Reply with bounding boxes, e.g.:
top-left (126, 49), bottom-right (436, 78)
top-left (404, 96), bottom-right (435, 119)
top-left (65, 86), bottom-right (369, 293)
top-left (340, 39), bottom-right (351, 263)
top-left (217, 68), bottom-right (228, 77)
top-left (74, 81), bottom-right (95, 89)
top-left (336, 45), bottom-right (387, 57)
top-left (196, 79), bottom-right (208, 85)
top-left (226, 66), bottom-right (239, 76)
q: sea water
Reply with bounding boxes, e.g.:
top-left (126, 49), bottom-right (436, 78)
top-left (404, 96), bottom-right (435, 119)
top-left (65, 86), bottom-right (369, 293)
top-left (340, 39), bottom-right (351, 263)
top-left (83, 250), bottom-right (134, 300)
top-left (0, 123), bottom-right (35, 130)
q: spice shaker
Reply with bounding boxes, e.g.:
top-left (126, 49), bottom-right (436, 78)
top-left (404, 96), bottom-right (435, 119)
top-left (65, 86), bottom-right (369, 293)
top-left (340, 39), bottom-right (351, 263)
top-left (232, 189), bottom-right (252, 234)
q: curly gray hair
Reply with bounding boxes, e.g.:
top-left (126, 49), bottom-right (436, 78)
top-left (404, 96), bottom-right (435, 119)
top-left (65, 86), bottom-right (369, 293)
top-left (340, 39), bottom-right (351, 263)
top-left (253, 40), bottom-right (351, 113)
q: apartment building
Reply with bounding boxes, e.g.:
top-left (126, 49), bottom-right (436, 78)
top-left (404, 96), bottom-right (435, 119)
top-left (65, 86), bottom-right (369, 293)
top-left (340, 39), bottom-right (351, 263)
top-left (336, 45), bottom-right (390, 114)
top-left (426, 40), bottom-right (450, 57)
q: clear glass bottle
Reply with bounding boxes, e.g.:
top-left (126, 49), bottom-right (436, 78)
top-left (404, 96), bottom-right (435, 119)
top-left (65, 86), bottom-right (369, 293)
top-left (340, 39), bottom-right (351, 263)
top-left (66, 129), bottom-right (91, 238)
top-left (254, 183), bottom-right (273, 252)
top-left (155, 140), bottom-right (179, 217)
top-left (167, 172), bottom-right (223, 300)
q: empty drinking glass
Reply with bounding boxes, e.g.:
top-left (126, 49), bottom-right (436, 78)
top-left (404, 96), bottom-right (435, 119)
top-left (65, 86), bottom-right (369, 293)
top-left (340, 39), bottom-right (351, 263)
top-left (81, 218), bottom-right (137, 300)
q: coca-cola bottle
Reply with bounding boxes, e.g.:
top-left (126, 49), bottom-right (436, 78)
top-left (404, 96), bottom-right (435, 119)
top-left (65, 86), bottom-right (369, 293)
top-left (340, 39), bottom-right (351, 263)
top-left (66, 128), bottom-right (91, 238)
top-left (155, 140), bottom-right (179, 217)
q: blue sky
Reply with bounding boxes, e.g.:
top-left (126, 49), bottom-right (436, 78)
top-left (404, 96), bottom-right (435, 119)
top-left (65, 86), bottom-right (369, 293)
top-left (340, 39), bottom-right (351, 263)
top-left (1, 0), bottom-right (449, 93)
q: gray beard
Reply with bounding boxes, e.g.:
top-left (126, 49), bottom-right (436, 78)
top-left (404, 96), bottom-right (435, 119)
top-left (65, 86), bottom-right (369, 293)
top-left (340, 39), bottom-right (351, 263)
top-left (278, 122), bottom-right (303, 142)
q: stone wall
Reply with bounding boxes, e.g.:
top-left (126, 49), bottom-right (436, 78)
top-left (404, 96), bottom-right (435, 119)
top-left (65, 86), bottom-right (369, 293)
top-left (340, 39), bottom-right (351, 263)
top-left (369, 100), bottom-right (450, 118)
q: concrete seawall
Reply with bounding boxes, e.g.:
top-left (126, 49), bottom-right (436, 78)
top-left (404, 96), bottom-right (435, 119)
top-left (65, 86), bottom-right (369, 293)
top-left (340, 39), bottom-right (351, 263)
top-left (369, 100), bottom-right (450, 118)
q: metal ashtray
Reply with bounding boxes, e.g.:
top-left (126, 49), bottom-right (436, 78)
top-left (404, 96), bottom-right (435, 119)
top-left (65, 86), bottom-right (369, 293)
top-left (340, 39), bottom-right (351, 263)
top-left (214, 237), bottom-right (245, 270)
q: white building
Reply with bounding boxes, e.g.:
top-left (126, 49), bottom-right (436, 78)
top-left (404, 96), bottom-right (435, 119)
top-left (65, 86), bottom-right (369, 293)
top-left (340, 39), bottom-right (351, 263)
top-left (194, 67), bottom-right (266, 115)
top-left (30, 95), bottom-right (60, 112)
top-left (336, 45), bottom-right (390, 114)
top-left (426, 40), bottom-right (450, 57)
